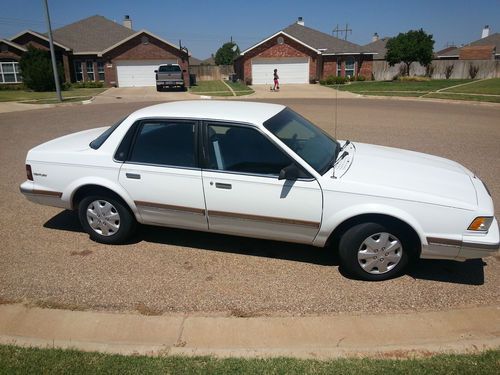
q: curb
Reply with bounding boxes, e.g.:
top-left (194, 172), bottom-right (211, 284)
top-left (0, 304), bottom-right (498, 359)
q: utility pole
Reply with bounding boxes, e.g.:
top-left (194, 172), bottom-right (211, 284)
top-left (332, 24), bottom-right (352, 40)
top-left (43, 0), bottom-right (62, 102)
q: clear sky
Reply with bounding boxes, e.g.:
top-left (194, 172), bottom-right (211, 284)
top-left (1, 0), bottom-right (498, 59)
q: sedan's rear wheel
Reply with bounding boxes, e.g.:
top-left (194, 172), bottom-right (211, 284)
top-left (339, 222), bottom-right (414, 281)
top-left (78, 195), bottom-right (135, 244)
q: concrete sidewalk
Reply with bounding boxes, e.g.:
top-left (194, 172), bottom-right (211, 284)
top-left (0, 304), bottom-right (498, 358)
top-left (249, 84), bottom-right (359, 99)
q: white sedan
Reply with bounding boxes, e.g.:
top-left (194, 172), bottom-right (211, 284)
top-left (20, 101), bottom-right (499, 280)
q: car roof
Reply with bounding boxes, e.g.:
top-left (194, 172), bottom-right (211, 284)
top-left (128, 100), bottom-right (286, 125)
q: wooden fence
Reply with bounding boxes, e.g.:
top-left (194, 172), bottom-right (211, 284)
top-left (189, 65), bottom-right (234, 81)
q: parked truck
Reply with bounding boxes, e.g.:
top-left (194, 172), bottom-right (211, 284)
top-left (155, 64), bottom-right (185, 91)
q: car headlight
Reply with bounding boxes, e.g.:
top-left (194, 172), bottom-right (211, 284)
top-left (468, 216), bottom-right (493, 231)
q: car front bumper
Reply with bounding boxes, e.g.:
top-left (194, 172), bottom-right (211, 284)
top-left (422, 217), bottom-right (500, 261)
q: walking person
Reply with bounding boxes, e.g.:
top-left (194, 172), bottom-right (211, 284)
top-left (273, 68), bottom-right (279, 91)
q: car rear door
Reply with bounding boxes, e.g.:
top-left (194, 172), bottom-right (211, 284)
top-left (118, 119), bottom-right (208, 231)
top-left (201, 122), bottom-right (322, 244)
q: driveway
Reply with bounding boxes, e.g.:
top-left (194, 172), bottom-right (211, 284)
top-left (93, 86), bottom-right (194, 104)
top-left (0, 98), bottom-right (499, 316)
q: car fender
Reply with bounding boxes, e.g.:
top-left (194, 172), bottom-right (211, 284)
top-left (64, 177), bottom-right (140, 218)
top-left (313, 203), bottom-right (427, 248)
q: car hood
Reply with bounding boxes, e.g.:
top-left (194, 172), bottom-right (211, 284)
top-left (322, 142), bottom-right (477, 210)
top-left (27, 127), bottom-right (107, 160)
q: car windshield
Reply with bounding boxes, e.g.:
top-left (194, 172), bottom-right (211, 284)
top-left (263, 108), bottom-right (339, 174)
top-left (89, 118), bottom-right (126, 149)
top-left (158, 65), bottom-right (181, 72)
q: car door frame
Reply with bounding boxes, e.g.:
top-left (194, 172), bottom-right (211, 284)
top-left (199, 119), bottom-right (324, 244)
top-left (115, 117), bottom-right (209, 231)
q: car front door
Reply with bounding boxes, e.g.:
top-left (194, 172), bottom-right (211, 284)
top-left (118, 119), bottom-right (208, 231)
top-left (201, 122), bottom-right (322, 244)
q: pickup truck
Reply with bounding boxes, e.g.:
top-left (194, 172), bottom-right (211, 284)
top-left (155, 64), bottom-right (185, 91)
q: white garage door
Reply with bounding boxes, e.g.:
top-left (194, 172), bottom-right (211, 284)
top-left (116, 60), bottom-right (177, 87)
top-left (251, 57), bottom-right (309, 84)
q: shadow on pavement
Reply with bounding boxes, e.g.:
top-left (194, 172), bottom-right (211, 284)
top-left (45, 210), bottom-right (486, 284)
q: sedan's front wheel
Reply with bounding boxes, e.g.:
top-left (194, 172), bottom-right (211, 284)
top-left (338, 222), bottom-right (415, 281)
top-left (78, 195), bottom-right (135, 244)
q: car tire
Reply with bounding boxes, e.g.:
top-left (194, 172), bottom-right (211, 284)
top-left (78, 195), bottom-right (136, 244)
top-left (338, 222), bottom-right (415, 281)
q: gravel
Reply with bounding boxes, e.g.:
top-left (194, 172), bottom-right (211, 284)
top-left (0, 98), bottom-right (499, 316)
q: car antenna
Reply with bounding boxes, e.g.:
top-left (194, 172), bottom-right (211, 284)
top-left (334, 82), bottom-right (338, 138)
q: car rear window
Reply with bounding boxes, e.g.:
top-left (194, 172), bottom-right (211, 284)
top-left (89, 118), bottom-right (125, 150)
top-left (158, 65), bottom-right (181, 72)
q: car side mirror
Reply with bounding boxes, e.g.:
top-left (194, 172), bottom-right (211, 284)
top-left (154, 70), bottom-right (158, 73)
top-left (278, 164), bottom-right (300, 180)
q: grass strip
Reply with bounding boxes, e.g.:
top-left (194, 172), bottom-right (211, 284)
top-left (0, 345), bottom-right (498, 375)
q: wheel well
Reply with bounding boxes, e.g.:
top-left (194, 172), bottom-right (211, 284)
top-left (72, 185), bottom-right (131, 212)
top-left (326, 214), bottom-right (421, 255)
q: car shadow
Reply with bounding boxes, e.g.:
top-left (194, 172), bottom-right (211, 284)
top-left (44, 210), bottom-right (486, 284)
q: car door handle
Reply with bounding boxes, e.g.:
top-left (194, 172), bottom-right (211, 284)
top-left (126, 173), bottom-right (141, 180)
top-left (215, 182), bottom-right (232, 190)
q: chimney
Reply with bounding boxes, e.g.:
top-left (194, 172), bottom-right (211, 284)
top-left (123, 15), bottom-right (132, 29)
top-left (297, 17), bottom-right (304, 26)
top-left (372, 32), bottom-right (379, 42)
top-left (481, 25), bottom-right (490, 38)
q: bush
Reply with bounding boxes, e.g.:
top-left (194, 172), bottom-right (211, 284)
top-left (468, 65), bottom-right (479, 79)
top-left (356, 76), bottom-right (366, 81)
top-left (398, 76), bottom-right (430, 82)
top-left (425, 64), bottom-right (434, 78)
top-left (71, 81), bottom-right (104, 88)
top-left (0, 83), bottom-right (25, 90)
top-left (19, 46), bottom-right (64, 91)
top-left (322, 75), bottom-right (348, 85)
top-left (444, 65), bottom-right (454, 79)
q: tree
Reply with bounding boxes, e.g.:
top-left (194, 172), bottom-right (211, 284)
top-left (19, 46), bottom-right (63, 91)
top-left (214, 42), bottom-right (240, 65)
top-left (385, 29), bottom-right (434, 76)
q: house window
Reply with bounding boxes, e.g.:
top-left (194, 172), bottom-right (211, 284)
top-left (336, 59), bottom-right (342, 77)
top-left (97, 62), bottom-right (105, 81)
top-left (86, 61), bottom-right (95, 81)
top-left (0, 62), bottom-right (21, 83)
top-left (345, 57), bottom-right (355, 78)
top-left (74, 61), bottom-right (83, 81)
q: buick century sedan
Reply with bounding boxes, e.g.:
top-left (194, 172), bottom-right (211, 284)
top-left (20, 101), bottom-right (499, 280)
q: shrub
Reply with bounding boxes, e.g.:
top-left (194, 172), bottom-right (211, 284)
top-left (356, 75), bottom-right (366, 81)
top-left (19, 46), bottom-right (64, 91)
top-left (444, 65), bottom-right (454, 79)
top-left (425, 64), bottom-right (434, 78)
top-left (319, 79), bottom-right (327, 85)
top-left (0, 83), bottom-right (25, 90)
top-left (71, 81), bottom-right (104, 88)
top-left (321, 75), bottom-right (348, 85)
top-left (468, 65), bottom-right (479, 79)
top-left (398, 76), bottom-right (430, 82)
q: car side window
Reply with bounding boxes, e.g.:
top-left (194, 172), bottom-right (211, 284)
top-left (129, 121), bottom-right (196, 168)
top-left (206, 124), bottom-right (292, 176)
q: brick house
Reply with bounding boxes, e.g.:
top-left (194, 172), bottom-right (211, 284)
top-left (234, 18), bottom-right (377, 84)
top-left (0, 15), bottom-right (190, 87)
top-left (436, 27), bottom-right (499, 60)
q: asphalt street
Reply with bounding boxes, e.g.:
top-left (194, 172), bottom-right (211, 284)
top-left (0, 98), bottom-right (499, 315)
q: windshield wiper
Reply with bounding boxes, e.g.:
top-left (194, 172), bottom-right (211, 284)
top-left (332, 150), bottom-right (349, 179)
top-left (340, 140), bottom-right (351, 152)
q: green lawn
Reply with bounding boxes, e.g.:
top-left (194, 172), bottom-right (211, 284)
top-left (426, 93), bottom-right (500, 103)
top-left (189, 80), bottom-right (229, 94)
top-left (189, 80), bottom-right (253, 97)
top-left (336, 79), bottom-right (470, 93)
top-left (441, 78), bottom-right (500, 95)
top-left (0, 88), bottom-right (107, 102)
top-left (225, 80), bottom-right (254, 95)
top-left (0, 345), bottom-right (499, 374)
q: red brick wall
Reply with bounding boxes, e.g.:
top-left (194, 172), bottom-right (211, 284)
top-left (322, 56), bottom-right (337, 78)
top-left (459, 46), bottom-right (495, 60)
top-left (358, 57), bottom-right (373, 79)
top-left (238, 33), bottom-right (318, 84)
top-left (104, 33), bottom-right (190, 86)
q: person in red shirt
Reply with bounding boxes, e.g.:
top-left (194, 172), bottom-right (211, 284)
top-left (273, 69), bottom-right (280, 91)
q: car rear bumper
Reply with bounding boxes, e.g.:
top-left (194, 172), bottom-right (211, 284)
top-left (422, 217), bottom-right (500, 261)
top-left (156, 81), bottom-right (184, 86)
top-left (19, 180), bottom-right (67, 209)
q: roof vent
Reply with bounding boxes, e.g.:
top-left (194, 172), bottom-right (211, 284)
top-left (372, 32), bottom-right (379, 42)
top-left (297, 17), bottom-right (304, 26)
top-left (481, 25), bottom-right (490, 39)
top-left (123, 15), bottom-right (132, 29)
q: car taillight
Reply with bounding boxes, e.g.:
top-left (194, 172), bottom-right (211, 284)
top-left (26, 164), bottom-right (33, 181)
